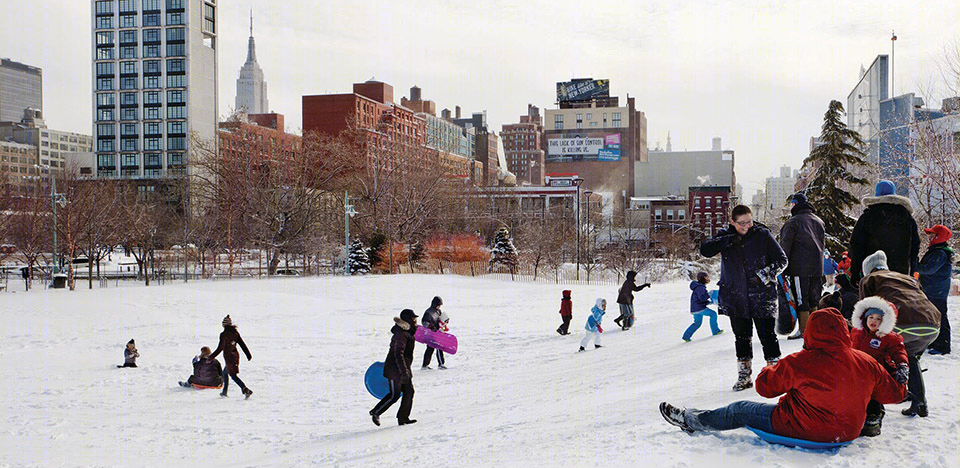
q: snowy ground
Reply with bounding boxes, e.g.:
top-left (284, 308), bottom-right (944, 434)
top-left (1, 275), bottom-right (958, 468)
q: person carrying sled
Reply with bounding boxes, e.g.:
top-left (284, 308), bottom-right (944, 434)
top-left (370, 309), bottom-right (419, 426)
top-left (849, 297), bottom-right (909, 436)
top-left (557, 290), bottom-right (573, 335)
top-left (859, 250), bottom-right (941, 417)
top-left (117, 339), bottom-right (139, 368)
top-left (778, 192), bottom-right (826, 340)
top-left (699, 205), bottom-right (787, 391)
top-left (209, 315), bottom-right (253, 398)
top-left (179, 346), bottom-right (224, 388)
top-left (917, 225), bottom-right (953, 355)
top-left (682, 271), bottom-right (723, 342)
top-left (579, 298), bottom-right (606, 352)
top-left (660, 308), bottom-right (906, 443)
top-left (421, 296), bottom-right (447, 370)
top-left (614, 270), bottom-right (650, 330)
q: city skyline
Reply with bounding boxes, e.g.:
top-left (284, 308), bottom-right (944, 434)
top-left (4, 0), bottom-right (959, 196)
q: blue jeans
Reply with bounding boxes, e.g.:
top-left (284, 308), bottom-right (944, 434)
top-left (683, 308), bottom-right (720, 340)
top-left (686, 401), bottom-right (776, 433)
top-left (221, 367), bottom-right (246, 395)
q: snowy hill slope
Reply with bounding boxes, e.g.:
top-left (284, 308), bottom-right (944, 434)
top-left (1, 275), bottom-right (957, 467)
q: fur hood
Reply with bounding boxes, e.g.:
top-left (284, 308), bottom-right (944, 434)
top-left (863, 194), bottom-right (914, 214)
top-left (852, 296), bottom-right (897, 336)
top-left (393, 317), bottom-right (412, 331)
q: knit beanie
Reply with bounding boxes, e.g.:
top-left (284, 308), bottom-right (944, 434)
top-left (875, 180), bottom-right (895, 196)
top-left (864, 307), bottom-right (885, 319)
top-left (222, 315), bottom-right (232, 327)
top-left (791, 192), bottom-right (807, 204)
top-left (862, 250), bottom-right (889, 275)
top-left (127, 339), bottom-right (135, 346)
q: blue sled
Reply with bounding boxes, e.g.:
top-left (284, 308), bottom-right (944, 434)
top-left (364, 361), bottom-right (391, 399)
top-left (709, 289), bottom-right (719, 304)
top-left (745, 426), bottom-right (851, 450)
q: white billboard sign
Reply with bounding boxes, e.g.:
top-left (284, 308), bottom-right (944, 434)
top-left (547, 137), bottom-right (604, 156)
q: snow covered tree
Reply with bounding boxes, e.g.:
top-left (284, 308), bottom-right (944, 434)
top-left (408, 239), bottom-right (425, 270)
top-left (488, 226), bottom-right (519, 273)
top-left (800, 100), bottom-right (871, 254)
top-left (348, 237), bottom-right (371, 275)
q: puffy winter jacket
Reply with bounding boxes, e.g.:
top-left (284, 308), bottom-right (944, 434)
top-left (383, 317), bottom-right (416, 383)
top-left (617, 272), bottom-right (649, 305)
top-left (422, 296), bottom-right (444, 331)
top-left (689, 281), bottom-right (711, 313)
top-left (699, 223), bottom-right (788, 319)
top-left (849, 297), bottom-right (909, 373)
top-left (210, 326), bottom-right (251, 374)
top-left (559, 290), bottom-right (572, 317)
top-left (823, 257), bottom-right (838, 276)
top-left (585, 299), bottom-right (605, 332)
top-left (859, 269), bottom-right (941, 331)
top-left (755, 308), bottom-right (907, 443)
top-left (191, 356), bottom-right (224, 387)
top-left (848, 195), bottom-right (920, 283)
top-left (779, 202), bottom-right (826, 277)
top-left (917, 244), bottom-right (954, 300)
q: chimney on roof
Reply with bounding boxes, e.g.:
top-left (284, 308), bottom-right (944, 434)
top-left (455, 106), bottom-right (461, 119)
top-left (712, 137), bottom-right (721, 151)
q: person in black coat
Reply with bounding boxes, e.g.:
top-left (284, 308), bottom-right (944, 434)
top-left (699, 205), bottom-right (788, 392)
top-left (179, 346), bottom-right (224, 388)
top-left (370, 309), bottom-right (418, 426)
top-left (918, 225), bottom-right (954, 354)
top-left (848, 180), bottom-right (920, 283)
top-left (614, 271), bottom-right (651, 330)
top-left (779, 193), bottom-right (826, 340)
top-left (210, 315), bottom-right (253, 398)
top-left (421, 296), bottom-right (446, 369)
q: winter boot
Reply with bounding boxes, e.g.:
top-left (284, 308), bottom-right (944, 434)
top-left (579, 346), bottom-right (585, 352)
top-left (595, 344), bottom-right (602, 349)
top-left (242, 387), bottom-right (253, 399)
top-left (614, 315), bottom-right (623, 327)
top-left (765, 358), bottom-right (779, 368)
top-left (398, 419), bottom-right (418, 426)
top-left (860, 411), bottom-right (884, 437)
top-left (659, 402), bottom-right (695, 434)
top-left (732, 359), bottom-right (753, 391)
top-left (178, 381), bottom-right (191, 388)
top-left (788, 310), bottom-right (810, 340)
top-left (370, 411), bottom-right (381, 427)
top-left (902, 401), bottom-right (928, 417)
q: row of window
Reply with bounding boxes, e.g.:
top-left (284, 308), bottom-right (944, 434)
top-left (96, 0), bottom-right (186, 15)
top-left (692, 197), bottom-right (726, 208)
top-left (97, 136), bottom-right (186, 152)
top-left (553, 112), bottom-right (622, 130)
top-left (96, 90), bottom-right (186, 106)
top-left (98, 152), bottom-right (183, 168)
top-left (97, 105), bottom-right (186, 121)
top-left (96, 75), bottom-right (187, 91)
top-left (95, 43), bottom-right (186, 60)
top-left (98, 59), bottom-right (185, 77)
top-left (97, 121), bottom-right (186, 136)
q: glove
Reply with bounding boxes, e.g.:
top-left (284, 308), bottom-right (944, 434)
top-left (597, 325), bottom-right (603, 333)
top-left (895, 363), bottom-right (909, 384)
top-left (641, 283), bottom-right (651, 289)
top-left (756, 264), bottom-right (781, 285)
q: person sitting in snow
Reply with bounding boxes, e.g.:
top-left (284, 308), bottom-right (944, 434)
top-left (660, 308), bottom-right (906, 443)
top-left (850, 297), bottom-right (910, 437)
top-left (179, 346), bottom-right (224, 388)
top-left (557, 290), bottom-right (573, 335)
top-left (117, 339), bottom-right (139, 368)
top-left (683, 272), bottom-right (723, 342)
top-left (579, 298), bottom-right (606, 352)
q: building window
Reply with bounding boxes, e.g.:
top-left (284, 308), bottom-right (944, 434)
top-left (166, 58), bottom-right (185, 73)
top-left (168, 153), bottom-right (183, 166)
top-left (120, 46), bottom-right (137, 59)
top-left (96, 62), bottom-right (115, 77)
top-left (145, 153), bottom-right (160, 167)
top-left (166, 89), bottom-right (184, 104)
top-left (167, 136), bottom-right (185, 150)
top-left (166, 27), bottom-right (185, 42)
top-left (166, 43), bottom-right (185, 56)
top-left (167, 105), bottom-right (185, 119)
top-left (655, 209), bottom-right (662, 221)
top-left (143, 28), bottom-right (160, 43)
top-left (119, 14), bottom-right (137, 28)
top-left (167, 121), bottom-right (185, 135)
top-left (96, 93), bottom-right (115, 107)
top-left (144, 60), bottom-right (161, 74)
top-left (97, 47), bottom-right (115, 60)
top-left (118, 0), bottom-right (136, 13)
top-left (144, 75), bottom-right (160, 89)
top-left (144, 138), bottom-right (161, 150)
top-left (120, 77), bottom-right (137, 90)
top-left (121, 92), bottom-right (138, 106)
top-left (96, 16), bottom-right (113, 29)
top-left (121, 123), bottom-right (138, 136)
top-left (97, 124), bottom-right (116, 137)
top-left (96, 31), bottom-right (114, 46)
top-left (705, 197), bottom-right (711, 208)
top-left (554, 114), bottom-right (563, 130)
top-left (203, 3), bottom-right (215, 33)
top-left (667, 210), bottom-right (675, 221)
top-left (143, 91), bottom-right (161, 105)
top-left (119, 61), bottom-right (137, 74)
top-left (120, 139), bottom-right (138, 151)
top-left (98, 154), bottom-right (115, 167)
top-left (166, 12), bottom-right (184, 25)
top-left (121, 107), bottom-right (138, 121)
top-left (119, 30), bottom-right (137, 45)
top-left (142, 0), bottom-right (160, 11)
top-left (144, 107), bottom-right (160, 120)
top-left (122, 154), bottom-right (138, 166)
top-left (679, 210), bottom-right (686, 220)
top-left (97, 108), bottom-right (115, 121)
top-left (613, 112), bottom-right (621, 127)
top-left (97, 140), bottom-right (115, 152)
top-left (166, 74), bottom-right (185, 88)
top-left (143, 44), bottom-right (161, 58)
top-left (142, 13), bottom-right (160, 26)
top-left (166, 0), bottom-right (184, 9)
top-left (95, 1), bottom-right (113, 15)
top-left (144, 122), bottom-right (160, 135)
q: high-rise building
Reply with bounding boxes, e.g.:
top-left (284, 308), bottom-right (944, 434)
top-left (234, 11), bottom-right (268, 115)
top-left (763, 165), bottom-right (798, 219)
top-left (502, 105), bottom-right (545, 186)
top-left (91, 0), bottom-right (218, 179)
top-left (636, 139), bottom-right (735, 198)
top-left (0, 58), bottom-right (42, 123)
top-left (847, 55), bottom-right (888, 166)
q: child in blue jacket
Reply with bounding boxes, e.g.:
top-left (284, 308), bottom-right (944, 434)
top-left (683, 272), bottom-right (723, 342)
top-left (579, 298), bottom-right (606, 352)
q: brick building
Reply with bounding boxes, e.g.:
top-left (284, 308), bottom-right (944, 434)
top-left (688, 185), bottom-right (733, 237)
top-left (0, 140), bottom-right (40, 195)
top-left (218, 112), bottom-right (301, 162)
top-left (502, 104), bottom-right (545, 186)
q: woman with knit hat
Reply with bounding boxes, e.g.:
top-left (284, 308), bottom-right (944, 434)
top-left (847, 180), bottom-right (921, 283)
top-left (918, 224), bottom-right (954, 354)
top-left (210, 315), bottom-right (253, 398)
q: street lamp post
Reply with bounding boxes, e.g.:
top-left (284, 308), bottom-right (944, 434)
top-left (344, 190), bottom-right (358, 275)
top-left (572, 177), bottom-right (584, 280)
top-left (50, 175), bottom-right (67, 275)
top-left (584, 190), bottom-right (593, 275)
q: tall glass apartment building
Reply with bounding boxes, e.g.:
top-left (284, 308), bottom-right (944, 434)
top-left (91, 0), bottom-right (217, 179)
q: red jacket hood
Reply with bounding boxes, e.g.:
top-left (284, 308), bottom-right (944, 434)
top-left (802, 308), bottom-right (850, 351)
top-left (924, 224), bottom-right (952, 245)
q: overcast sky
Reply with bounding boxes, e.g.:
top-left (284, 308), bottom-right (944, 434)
top-left (4, 0), bottom-right (959, 197)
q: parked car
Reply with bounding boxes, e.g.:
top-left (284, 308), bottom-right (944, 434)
top-left (274, 269), bottom-right (301, 276)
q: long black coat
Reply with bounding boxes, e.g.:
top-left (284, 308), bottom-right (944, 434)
top-left (700, 223), bottom-right (788, 319)
top-left (383, 318), bottom-right (416, 383)
top-left (848, 195), bottom-right (920, 283)
top-left (617, 271), bottom-right (649, 305)
top-left (779, 202), bottom-right (825, 277)
top-left (210, 326), bottom-right (251, 374)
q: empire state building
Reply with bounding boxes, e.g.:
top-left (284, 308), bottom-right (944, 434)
top-left (235, 12), bottom-right (268, 114)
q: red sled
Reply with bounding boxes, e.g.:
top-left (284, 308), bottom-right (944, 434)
top-left (191, 383), bottom-right (223, 390)
top-left (414, 326), bottom-right (458, 355)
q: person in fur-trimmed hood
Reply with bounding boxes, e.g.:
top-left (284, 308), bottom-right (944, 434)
top-left (850, 297), bottom-right (909, 436)
top-left (370, 309), bottom-right (419, 427)
top-left (848, 180), bottom-right (921, 283)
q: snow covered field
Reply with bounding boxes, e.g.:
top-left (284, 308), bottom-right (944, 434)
top-left (1, 275), bottom-right (958, 468)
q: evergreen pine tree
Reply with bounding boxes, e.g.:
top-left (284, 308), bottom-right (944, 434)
top-left (408, 239), bottom-right (426, 267)
top-left (489, 227), bottom-right (519, 273)
top-left (348, 238), bottom-right (371, 275)
top-left (801, 100), bottom-right (871, 254)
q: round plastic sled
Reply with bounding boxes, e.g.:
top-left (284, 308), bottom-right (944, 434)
top-left (745, 426), bottom-right (851, 450)
top-left (364, 361), bottom-right (391, 399)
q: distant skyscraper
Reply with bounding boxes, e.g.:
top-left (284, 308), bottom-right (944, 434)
top-left (235, 11), bottom-right (268, 115)
top-left (0, 58), bottom-right (42, 123)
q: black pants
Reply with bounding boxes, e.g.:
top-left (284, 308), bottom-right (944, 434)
top-left (866, 398), bottom-right (885, 421)
top-left (730, 316), bottom-right (780, 361)
top-left (928, 297), bottom-right (950, 353)
top-left (423, 346), bottom-right (445, 367)
top-left (221, 367), bottom-right (246, 394)
top-left (558, 315), bottom-right (571, 334)
top-left (796, 276), bottom-right (824, 311)
top-left (907, 354), bottom-right (926, 405)
top-left (371, 379), bottom-right (414, 421)
top-left (117, 362), bottom-right (137, 368)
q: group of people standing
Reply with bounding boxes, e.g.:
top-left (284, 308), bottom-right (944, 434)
top-left (662, 179), bottom-right (953, 443)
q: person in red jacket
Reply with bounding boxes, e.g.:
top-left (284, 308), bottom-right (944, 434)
top-left (556, 290), bottom-right (573, 335)
top-left (659, 308), bottom-right (907, 443)
top-left (850, 297), bottom-right (909, 436)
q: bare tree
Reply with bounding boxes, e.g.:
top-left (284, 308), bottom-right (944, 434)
top-left (116, 184), bottom-right (165, 286)
top-left (6, 190), bottom-right (52, 290)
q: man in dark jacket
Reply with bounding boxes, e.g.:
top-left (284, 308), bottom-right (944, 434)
top-left (210, 315), bottom-right (253, 398)
top-left (859, 250), bottom-right (941, 417)
top-left (370, 309), bottom-right (418, 426)
top-left (179, 346), bottom-right (223, 388)
top-left (848, 180), bottom-right (920, 283)
top-left (421, 296), bottom-right (446, 369)
top-left (917, 225), bottom-right (953, 355)
top-left (700, 205), bottom-right (788, 391)
top-left (779, 193), bottom-right (826, 340)
top-left (615, 270), bottom-right (650, 330)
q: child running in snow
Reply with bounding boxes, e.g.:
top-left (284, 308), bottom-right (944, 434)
top-left (683, 272), bottom-right (723, 342)
top-left (850, 297), bottom-right (910, 437)
top-left (117, 339), bottom-right (139, 368)
top-left (557, 290), bottom-right (573, 335)
top-left (579, 298), bottom-right (606, 352)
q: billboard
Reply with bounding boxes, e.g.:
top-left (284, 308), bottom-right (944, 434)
top-left (546, 134), bottom-right (622, 162)
top-left (556, 79), bottom-right (610, 102)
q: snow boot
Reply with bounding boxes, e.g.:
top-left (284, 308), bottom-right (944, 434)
top-left (242, 387), bottom-right (253, 399)
top-left (659, 402), bottom-right (695, 434)
top-left (713, 330), bottom-right (724, 336)
top-left (398, 419), bottom-right (417, 426)
top-left (732, 359), bottom-right (753, 391)
top-left (614, 315), bottom-right (623, 327)
top-left (421, 365), bottom-right (432, 370)
top-left (579, 346), bottom-right (585, 352)
top-left (765, 358), bottom-right (779, 368)
top-left (370, 411), bottom-right (381, 427)
top-left (178, 381), bottom-right (191, 388)
top-left (788, 310), bottom-right (810, 340)
top-left (860, 411), bottom-right (883, 437)
top-left (438, 364), bottom-right (447, 370)
top-left (595, 344), bottom-right (602, 349)
top-left (902, 402), bottom-right (928, 417)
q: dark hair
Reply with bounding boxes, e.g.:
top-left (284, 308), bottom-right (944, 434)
top-left (731, 205), bottom-right (752, 221)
